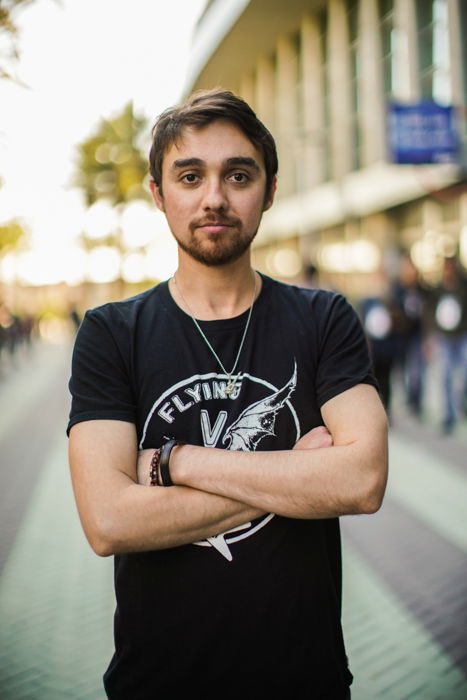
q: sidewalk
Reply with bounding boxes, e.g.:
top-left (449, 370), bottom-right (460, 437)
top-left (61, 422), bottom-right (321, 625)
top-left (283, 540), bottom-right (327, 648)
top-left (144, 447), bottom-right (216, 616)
top-left (0, 433), bottom-right (114, 699)
top-left (342, 431), bottom-right (467, 698)
top-left (0, 341), bottom-right (466, 698)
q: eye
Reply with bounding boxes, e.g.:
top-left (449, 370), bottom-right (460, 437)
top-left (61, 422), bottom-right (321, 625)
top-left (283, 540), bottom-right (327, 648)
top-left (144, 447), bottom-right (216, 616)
top-left (228, 172), bottom-right (249, 184)
top-left (181, 173), bottom-right (199, 184)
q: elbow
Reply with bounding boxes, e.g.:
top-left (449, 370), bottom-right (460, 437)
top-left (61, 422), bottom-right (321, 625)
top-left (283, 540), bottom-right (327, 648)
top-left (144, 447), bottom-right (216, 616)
top-left (355, 440), bottom-right (388, 515)
top-left (87, 528), bottom-right (117, 558)
top-left (358, 469), bottom-right (387, 515)
top-left (85, 513), bottom-right (125, 557)
top-left (359, 490), bottom-right (384, 515)
top-left (90, 536), bottom-right (115, 558)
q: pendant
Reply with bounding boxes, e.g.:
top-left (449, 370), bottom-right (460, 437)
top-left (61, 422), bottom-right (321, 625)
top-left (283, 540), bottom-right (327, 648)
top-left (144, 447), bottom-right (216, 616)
top-left (225, 378), bottom-right (237, 396)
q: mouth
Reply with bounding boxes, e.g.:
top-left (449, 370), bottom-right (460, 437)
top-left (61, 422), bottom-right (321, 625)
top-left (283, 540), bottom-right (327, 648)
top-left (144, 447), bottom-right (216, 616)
top-left (197, 223), bottom-right (233, 234)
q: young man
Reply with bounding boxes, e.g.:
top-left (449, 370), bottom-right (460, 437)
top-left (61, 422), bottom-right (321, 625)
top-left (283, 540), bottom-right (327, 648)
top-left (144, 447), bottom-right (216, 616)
top-left (68, 89), bottom-right (388, 699)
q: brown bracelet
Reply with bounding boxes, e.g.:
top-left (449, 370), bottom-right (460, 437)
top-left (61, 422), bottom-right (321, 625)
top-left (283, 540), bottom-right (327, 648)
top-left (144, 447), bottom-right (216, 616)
top-left (159, 439), bottom-right (185, 487)
top-left (149, 448), bottom-right (162, 486)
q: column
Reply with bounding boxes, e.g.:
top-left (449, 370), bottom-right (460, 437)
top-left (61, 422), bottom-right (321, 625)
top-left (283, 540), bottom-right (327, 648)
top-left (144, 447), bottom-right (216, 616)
top-left (358, 0), bottom-right (387, 165)
top-left (447, 0), bottom-right (465, 105)
top-left (393, 0), bottom-right (419, 100)
top-left (255, 54), bottom-right (276, 134)
top-left (327, 0), bottom-right (353, 179)
top-left (300, 14), bottom-right (326, 187)
top-left (275, 35), bottom-right (299, 197)
top-left (239, 73), bottom-right (256, 110)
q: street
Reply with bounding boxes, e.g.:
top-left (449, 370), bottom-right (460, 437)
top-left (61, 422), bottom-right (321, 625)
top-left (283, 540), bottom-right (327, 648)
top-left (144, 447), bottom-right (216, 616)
top-left (0, 338), bottom-right (466, 699)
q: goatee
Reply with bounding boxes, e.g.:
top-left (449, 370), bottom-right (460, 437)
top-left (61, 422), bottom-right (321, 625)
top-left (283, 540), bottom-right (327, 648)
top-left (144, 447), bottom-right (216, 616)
top-left (174, 225), bottom-right (258, 267)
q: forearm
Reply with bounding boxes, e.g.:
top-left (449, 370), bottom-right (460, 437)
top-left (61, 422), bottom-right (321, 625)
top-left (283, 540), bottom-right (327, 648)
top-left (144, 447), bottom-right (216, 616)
top-left (69, 421), bottom-right (264, 557)
top-left (169, 443), bottom-right (384, 519)
top-left (169, 386), bottom-right (388, 519)
top-left (95, 482), bottom-right (264, 556)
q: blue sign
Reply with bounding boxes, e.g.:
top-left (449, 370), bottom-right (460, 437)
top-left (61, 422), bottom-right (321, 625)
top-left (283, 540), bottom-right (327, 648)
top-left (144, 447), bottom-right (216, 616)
top-left (388, 101), bottom-right (459, 164)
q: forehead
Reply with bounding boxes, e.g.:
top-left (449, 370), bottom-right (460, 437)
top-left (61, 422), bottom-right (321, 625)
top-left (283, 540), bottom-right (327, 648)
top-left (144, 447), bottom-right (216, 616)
top-left (162, 119), bottom-right (265, 171)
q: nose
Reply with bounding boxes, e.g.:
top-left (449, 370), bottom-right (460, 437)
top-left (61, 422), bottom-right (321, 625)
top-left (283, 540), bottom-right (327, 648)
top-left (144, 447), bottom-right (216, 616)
top-left (202, 176), bottom-right (228, 211)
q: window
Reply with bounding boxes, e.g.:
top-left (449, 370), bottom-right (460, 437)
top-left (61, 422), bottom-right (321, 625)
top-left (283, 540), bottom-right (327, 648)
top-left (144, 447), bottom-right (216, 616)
top-left (378, 0), bottom-right (395, 96)
top-left (318, 8), bottom-right (331, 181)
top-left (416, 0), bottom-right (451, 104)
top-left (347, 0), bottom-right (360, 170)
top-left (462, 0), bottom-right (467, 105)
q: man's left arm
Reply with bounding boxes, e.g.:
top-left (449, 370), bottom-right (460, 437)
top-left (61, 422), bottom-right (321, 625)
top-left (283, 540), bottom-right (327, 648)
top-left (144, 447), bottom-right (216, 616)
top-left (141, 383), bottom-right (388, 519)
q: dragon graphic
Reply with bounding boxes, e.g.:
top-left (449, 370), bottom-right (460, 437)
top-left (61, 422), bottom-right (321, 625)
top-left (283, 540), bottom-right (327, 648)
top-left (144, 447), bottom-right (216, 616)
top-left (222, 363), bottom-right (297, 451)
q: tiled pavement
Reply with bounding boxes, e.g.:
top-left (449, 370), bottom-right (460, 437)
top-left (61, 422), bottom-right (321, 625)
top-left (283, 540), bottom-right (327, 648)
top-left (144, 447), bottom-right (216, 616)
top-left (0, 340), bottom-right (466, 699)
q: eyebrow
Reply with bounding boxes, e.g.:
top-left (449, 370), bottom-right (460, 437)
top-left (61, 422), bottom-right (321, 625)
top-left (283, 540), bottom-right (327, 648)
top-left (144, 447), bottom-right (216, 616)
top-left (171, 158), bottom-right (203, 171)
top-left (225, 157), bottom-right (260, 172)
top-left (170, 156), bottom-right (261, 172)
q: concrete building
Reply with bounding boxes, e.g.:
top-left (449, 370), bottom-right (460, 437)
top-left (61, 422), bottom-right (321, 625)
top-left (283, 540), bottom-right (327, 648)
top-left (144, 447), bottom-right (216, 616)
top-left (184, 0), bottom-right (467, 298)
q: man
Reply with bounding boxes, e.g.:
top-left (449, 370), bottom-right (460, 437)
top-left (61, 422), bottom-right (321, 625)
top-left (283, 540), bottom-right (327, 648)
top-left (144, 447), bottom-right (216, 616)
top-left (431, 256), bottom-right (467, 433)
top-left (68, 89), bottom-right (388, 699)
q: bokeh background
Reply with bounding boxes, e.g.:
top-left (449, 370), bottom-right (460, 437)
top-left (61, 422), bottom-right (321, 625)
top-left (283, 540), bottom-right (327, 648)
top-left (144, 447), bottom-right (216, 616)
top-left (1, 1), bottom-right (466, 698)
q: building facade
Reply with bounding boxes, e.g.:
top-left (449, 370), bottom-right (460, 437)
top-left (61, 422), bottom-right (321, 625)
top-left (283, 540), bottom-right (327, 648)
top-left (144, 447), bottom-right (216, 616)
top-left (185, 0), bottom-right (467, 298)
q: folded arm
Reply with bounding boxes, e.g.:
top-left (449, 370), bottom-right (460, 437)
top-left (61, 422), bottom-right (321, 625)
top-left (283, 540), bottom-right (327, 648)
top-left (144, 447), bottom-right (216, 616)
top-left (68, 420), bottom-right (265, 557)
top-left (69, 384), bottom-right (387, 557)
top-left (164, 384), bottom-right (388, 519)
top-left (69, 420), bottom-right (334, 557)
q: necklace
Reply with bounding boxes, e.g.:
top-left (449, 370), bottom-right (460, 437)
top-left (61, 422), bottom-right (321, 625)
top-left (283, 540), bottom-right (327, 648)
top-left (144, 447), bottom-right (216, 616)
top-left (172, 271), bottom-right (257, 396)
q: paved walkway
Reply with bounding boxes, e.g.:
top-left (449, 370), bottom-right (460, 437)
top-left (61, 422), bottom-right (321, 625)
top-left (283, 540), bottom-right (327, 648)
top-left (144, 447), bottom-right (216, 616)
top-left (0, 340), bottom-right (466, 698)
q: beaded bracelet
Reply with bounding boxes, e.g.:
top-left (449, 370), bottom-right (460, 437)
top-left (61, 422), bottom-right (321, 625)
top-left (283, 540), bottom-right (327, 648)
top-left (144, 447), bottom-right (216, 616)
top-left (149, 447), bottom-right (162, 486)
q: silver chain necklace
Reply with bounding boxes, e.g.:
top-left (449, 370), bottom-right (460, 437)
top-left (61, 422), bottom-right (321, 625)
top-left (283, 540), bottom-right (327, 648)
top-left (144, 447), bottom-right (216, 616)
top-left (172, 272), bottom-right (257, 396)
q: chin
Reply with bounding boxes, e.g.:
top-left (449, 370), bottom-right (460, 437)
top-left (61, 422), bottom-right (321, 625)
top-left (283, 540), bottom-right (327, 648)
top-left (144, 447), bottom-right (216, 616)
top-left (180, 242), bottom-right (253, 267)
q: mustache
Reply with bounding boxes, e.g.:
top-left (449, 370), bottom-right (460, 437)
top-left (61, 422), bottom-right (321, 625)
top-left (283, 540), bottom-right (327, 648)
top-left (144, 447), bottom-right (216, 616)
top-left (190, 215), bottom-right (241, 229)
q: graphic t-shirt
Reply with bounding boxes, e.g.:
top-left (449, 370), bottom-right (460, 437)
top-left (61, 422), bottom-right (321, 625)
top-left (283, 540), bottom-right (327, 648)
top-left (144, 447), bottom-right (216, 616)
top-left (68, 274), bottom-right (377, 699)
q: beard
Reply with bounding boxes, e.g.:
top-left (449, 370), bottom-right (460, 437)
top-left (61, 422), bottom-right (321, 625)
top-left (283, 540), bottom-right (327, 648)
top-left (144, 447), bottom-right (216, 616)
top-left (174, 217), bottom-right (259, 267)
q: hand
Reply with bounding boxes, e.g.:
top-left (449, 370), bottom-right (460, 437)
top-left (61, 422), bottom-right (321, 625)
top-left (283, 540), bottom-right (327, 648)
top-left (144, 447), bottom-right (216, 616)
top-left (293, 425), bottom-right (333, 451)
top-left (136, 448), bottom-right (156, 486)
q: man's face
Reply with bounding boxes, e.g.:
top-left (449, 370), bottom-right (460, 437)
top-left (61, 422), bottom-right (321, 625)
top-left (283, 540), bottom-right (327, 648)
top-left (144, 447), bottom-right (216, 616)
top-left (150, 119), bottom-right (276, 267)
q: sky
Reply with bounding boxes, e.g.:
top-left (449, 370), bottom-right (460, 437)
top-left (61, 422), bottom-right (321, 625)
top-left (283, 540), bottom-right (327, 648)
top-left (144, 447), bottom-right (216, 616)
top-left (0, 0), bottom-right (207, 285)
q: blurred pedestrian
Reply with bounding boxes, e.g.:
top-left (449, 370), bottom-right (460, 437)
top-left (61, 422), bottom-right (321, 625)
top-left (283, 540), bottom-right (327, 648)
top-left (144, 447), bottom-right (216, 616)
top-left (359, 294), bottom-right (397, 415)
top-left (0, 303), bottom-right (20, 369)
top-left (431, 256), bottom-right (467, 433)
top-left (391, 253), bottom-right (429, 417)
top-left (68, 304), bottom-right (82, 333)
top-left (68, 89), bottom-right (387, 699)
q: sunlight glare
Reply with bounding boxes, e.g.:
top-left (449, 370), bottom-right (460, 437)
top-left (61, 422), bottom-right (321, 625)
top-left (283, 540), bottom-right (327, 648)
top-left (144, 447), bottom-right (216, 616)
top-left (120, 201), bottom-right (159, 249)
top-left (83, 200), bottom-right (119, 239)
top-left (87, 246), bottom-right (121, 283)
top-left (122, 252), bottom-right (146, 283)
top-left (145, 237), bottom-right (178, 281)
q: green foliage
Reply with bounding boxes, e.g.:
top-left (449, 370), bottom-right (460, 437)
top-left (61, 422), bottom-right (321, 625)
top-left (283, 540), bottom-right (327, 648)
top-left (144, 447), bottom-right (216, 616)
top-left (0, 0), bottom-right (48, 82)
top-left (74, 102), bottom-right (150, 206)
top-left (0, 217), bottom-right (27, 253)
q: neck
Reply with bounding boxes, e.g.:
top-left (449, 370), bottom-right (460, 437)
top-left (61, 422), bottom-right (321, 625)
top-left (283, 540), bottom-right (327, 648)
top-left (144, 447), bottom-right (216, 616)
top-left (171, 255), bottom-right (260, 320)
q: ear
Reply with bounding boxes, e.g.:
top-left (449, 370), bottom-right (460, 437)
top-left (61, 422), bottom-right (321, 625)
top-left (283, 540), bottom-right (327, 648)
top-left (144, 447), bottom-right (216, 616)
top-left (263, 176), bottom-right (277, 212)
top-left (149, 179), bottom-right (165, 212)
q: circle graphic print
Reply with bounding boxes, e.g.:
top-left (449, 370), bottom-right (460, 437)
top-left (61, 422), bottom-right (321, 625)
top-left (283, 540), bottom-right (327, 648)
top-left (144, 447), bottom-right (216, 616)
top-left (140, 365), bottom-right (300, 561)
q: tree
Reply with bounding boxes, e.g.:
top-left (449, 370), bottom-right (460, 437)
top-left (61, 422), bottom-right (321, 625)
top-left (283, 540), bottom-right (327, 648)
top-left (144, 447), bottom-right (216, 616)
top-left (74, 101), bottom-right (150, 207)
top-left (0, 0), bottom-right (50, 82)
top-left (0, 218), bottom-right (26, 253)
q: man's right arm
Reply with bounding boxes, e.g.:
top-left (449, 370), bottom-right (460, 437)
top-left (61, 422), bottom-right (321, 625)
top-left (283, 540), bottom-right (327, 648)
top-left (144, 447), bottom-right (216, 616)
top-left (68, 419), bottom-right (264, 557)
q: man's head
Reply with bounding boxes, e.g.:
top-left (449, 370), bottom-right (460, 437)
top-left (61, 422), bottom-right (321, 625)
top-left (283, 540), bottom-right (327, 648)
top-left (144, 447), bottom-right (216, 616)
top-left (148, 90), bottom-right (278, 267)
top-left (149, 88), bottom-right (278, 201)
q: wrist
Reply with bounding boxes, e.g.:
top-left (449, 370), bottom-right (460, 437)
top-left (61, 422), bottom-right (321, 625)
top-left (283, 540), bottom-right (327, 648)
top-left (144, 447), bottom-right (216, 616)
top-left (149, 439), bottom-right (187, 487)
top-left (169, 442), bottom-right (191, 485)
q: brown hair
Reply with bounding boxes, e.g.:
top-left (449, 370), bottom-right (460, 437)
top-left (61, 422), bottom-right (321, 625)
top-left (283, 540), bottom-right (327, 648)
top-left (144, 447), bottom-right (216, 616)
top-left (149, 88), bottom-right (278, 197)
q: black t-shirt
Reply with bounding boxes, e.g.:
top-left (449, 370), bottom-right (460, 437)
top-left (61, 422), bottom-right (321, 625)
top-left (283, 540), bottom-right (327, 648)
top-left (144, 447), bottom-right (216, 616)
top-left (68, 274), bottom-right (377, 699)
top-left (430, 278), bottom-right (467, 335)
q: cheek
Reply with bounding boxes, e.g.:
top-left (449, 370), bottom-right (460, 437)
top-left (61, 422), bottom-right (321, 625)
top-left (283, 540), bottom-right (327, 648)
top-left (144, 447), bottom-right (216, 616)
top-left (164, 198), bottom-right (191, 222)
top-left (243, 197), bottom-right (266, 224)
top-left (235, 191), bottom-right (264, 216)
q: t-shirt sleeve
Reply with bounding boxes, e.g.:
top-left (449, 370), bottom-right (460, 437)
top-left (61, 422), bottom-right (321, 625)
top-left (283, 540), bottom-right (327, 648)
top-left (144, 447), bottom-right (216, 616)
top-left (67, 307), bottom-right (136, 435)
top-left (315, 293), bottom-right (377, 408)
